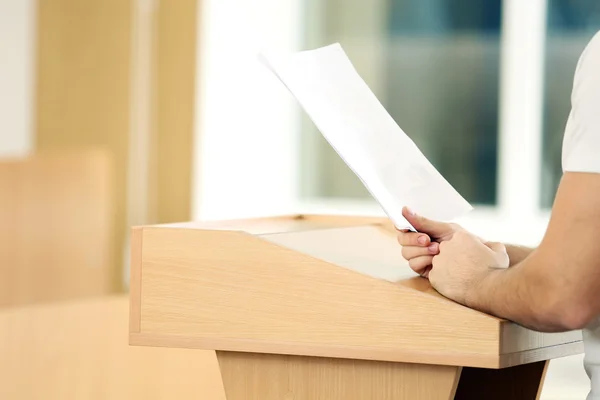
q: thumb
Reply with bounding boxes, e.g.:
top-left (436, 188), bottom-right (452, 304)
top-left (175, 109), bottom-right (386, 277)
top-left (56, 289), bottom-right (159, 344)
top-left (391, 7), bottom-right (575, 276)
top-left (402, 206), bottom-right (452, 236)
top-left (486, 241), bottom-right (510, 267)
top-left (485, 242), bottom-right (506, 253)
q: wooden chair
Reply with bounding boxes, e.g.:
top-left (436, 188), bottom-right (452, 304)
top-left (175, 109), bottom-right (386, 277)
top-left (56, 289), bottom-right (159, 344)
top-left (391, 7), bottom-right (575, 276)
top-left (0, 150), bottom-right (115, 306)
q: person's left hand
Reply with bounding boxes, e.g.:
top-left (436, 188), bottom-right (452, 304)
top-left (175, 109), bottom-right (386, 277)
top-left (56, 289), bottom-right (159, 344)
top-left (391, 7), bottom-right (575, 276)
top-left (430, 230), bottom-right (510, 306)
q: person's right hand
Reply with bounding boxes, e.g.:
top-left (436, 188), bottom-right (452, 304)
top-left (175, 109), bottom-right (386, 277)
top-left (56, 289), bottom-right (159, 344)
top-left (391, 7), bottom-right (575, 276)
top-left (396, 206), bottom-right (463, 278)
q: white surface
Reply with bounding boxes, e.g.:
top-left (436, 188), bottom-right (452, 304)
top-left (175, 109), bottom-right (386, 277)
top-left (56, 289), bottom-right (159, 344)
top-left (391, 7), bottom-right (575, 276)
top-left (0, 0), bottom-right (35, 157)
top-left (260, 43), bottom-right (472, 230)
top-left (585, 324), bottom-right (600, 400)
top-left (261, 226), bottom-right (416, 282)
top-left (192, 0), bottom-right (302, 221)
top-left (562, 31), bottom-right (600, 174)
top-left (542, 354), bottom-right (590, 400)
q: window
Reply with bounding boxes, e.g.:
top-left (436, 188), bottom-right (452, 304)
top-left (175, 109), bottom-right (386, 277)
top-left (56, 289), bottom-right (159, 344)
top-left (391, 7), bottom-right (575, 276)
top-left (193, 0), bottom-right (600, 244)
top-left (300, 0), bottom-right (501, 205)
top-left (541, 0), bottom-right (600, 207)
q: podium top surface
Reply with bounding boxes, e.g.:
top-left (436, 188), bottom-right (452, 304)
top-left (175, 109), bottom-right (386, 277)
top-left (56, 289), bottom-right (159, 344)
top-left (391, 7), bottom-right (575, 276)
top-left (129, 215), bottom-right (582, 369)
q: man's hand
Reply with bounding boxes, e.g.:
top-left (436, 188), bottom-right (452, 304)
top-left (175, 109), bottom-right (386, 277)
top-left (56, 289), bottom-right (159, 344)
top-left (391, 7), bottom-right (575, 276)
top-left (429, 231), bottom-right (509, 305)
top-left (396, 207), bottom-right (463, 277)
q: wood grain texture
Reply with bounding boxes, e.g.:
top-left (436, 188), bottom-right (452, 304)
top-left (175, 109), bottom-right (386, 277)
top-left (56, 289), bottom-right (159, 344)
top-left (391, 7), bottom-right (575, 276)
top-left (130, 332), bottom-right (584, 370)
top-left (131, 216), bottom-right (582, 369)
top-left (0, 151), bottom-right (114, 307)
top-left (454, 361), bottom-right (548, 400)
top-left (154, 0), bottom-right (197, 223)
top-left (36, 0), bottom-right (131, 290)
top-left (131, 332), bottom-right (499, 368)
top-left (0, 296), bottom-right (226, 400)
top-left (261, 226), bottom-right (582, 366)
top-left (35, 0), bottom-right (198, 287)
top-left (135, 225), bottom-right (500, 367)
top-left (217, 351), bottom-right (462, 400)
top-left (158, 214), bottom-right (396, 234)
top-left (129, 227), bottom-right (143, 333)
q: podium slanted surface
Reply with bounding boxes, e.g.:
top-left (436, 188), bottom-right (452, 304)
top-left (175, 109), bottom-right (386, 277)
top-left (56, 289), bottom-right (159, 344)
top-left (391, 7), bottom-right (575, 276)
top-left (129, 215), bottom-right (582, 400)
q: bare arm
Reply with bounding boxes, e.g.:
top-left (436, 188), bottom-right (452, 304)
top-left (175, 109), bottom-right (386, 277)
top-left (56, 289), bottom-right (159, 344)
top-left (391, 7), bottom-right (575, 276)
top-left (471, 34), bottom-right (600, 331)
top-left (467, 172), bottom-right (600, 332)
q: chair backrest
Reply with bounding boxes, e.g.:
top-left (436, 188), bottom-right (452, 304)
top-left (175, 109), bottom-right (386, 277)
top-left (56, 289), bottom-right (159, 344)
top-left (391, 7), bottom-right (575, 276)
top-left (0, 150), bottom-right (115, 307)
top-left (0, 296), bottom-right (226, 400)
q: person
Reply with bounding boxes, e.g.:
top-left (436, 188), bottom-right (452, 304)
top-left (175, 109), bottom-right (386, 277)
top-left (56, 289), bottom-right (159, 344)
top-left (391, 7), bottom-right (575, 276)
top-left (397, 31), bottom-right (600, 400)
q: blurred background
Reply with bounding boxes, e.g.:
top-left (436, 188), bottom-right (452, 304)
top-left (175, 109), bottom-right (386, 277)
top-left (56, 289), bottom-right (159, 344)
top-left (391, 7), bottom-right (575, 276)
top-left (0, 0), bottom-right (599, 398)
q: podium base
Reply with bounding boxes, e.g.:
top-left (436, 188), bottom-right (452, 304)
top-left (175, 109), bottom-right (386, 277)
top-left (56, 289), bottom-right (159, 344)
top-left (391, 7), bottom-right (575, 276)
top-left (217, 352), bottom-right (547, 400)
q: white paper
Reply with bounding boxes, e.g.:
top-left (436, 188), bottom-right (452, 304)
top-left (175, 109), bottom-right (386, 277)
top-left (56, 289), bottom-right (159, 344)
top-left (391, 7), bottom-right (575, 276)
top-left (259, 43), bottom-right (473, 230)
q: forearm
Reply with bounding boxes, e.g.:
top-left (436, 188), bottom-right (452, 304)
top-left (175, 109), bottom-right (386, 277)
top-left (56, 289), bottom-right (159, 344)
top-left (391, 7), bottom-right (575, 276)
top-left (503, 244), bottom-right (535, 267)
top-left (465, 258), bottom-right (578, 333)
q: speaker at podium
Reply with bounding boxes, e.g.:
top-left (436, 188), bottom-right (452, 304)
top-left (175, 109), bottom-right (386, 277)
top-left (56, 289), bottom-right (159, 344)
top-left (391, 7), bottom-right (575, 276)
top-left (129, 215), bottom-right (582, 400)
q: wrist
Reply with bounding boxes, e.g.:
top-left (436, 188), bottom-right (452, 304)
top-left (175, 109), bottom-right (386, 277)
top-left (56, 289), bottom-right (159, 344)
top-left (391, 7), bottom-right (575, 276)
top-left (464, 268), bottom-right (503, 312)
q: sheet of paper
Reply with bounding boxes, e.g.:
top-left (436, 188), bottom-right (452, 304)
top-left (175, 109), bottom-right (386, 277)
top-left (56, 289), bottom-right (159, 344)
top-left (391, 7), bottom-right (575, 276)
top-left (259, 43), bottom-right (472, 230)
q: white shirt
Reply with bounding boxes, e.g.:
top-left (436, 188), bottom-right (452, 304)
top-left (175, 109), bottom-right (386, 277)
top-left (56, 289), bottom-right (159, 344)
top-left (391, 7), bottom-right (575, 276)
top-left (562, 30), bottom-right (600, 400)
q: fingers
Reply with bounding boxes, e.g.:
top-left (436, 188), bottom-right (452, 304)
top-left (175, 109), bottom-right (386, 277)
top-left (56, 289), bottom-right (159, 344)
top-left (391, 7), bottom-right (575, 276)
top-left (401, 242), bottom-right (440, 260)
top-left (409, 256), bottom-right (434, 275)
top-left (397, 229), bottom-right (439, 277)
top-left (397, 231), bottom-right (431, 247)
top-left (402, 206), bottom-right (453, 237)
top-left (421, 265), bottom-right (432, 279)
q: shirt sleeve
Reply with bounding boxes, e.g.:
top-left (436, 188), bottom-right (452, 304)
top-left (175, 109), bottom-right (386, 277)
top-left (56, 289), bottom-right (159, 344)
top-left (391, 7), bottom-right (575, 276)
top-left (562, 31), bottom-right (600, 173)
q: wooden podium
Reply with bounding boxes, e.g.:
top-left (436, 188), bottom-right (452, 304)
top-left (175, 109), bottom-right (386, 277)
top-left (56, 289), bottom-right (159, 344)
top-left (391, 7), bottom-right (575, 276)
top-left (129, 215), bottom-right (582, 400)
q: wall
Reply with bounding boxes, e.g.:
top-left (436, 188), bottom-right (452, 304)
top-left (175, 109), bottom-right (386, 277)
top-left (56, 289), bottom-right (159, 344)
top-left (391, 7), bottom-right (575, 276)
top-left (193, 0), bottom-right (302, 221)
